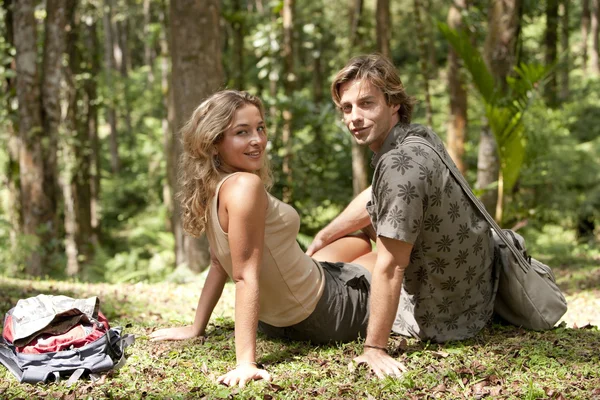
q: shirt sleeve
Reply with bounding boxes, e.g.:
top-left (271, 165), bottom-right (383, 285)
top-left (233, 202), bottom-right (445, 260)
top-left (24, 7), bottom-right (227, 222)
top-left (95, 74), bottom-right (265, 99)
top-left (371, 145), bottom-right (432, 244)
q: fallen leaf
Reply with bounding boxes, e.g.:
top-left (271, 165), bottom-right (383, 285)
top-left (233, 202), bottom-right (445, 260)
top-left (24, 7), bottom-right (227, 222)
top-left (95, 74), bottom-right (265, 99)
top-left (433, 383), bottom-right (447, 393)
top-left (489, 385), bottom-right (502, 396)
top-left (431, 350), bottom-right (449, 359)
top-left (269, 383), bottom-right (283, 392)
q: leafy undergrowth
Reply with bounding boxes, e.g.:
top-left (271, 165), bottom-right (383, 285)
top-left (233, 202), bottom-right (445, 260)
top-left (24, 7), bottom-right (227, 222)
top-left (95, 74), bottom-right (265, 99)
top-left (1, 271), bottom-right (599, 400)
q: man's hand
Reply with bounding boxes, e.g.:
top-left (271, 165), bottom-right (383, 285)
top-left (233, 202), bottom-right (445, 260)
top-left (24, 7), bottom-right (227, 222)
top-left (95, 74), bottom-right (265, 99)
top-left (305, 230), bottom-right (331, 256)
top-left (149, 326), bottom-right (200, 341)
top-left (217, 364), bottom-right (271, 387)
top-left (352, 348), bottom-right (407, 379)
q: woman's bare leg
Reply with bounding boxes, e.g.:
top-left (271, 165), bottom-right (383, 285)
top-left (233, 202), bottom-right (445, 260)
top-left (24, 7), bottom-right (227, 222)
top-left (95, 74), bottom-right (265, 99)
top-left (350, 252), bottom-right (376, 274)
top-left (311, 234), bottom-right (376, 272)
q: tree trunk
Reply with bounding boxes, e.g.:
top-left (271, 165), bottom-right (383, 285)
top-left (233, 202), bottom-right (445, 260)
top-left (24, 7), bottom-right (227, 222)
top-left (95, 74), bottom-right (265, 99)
top-left (582, 0), bottom-right (590, 75)
top-left (281, 0), bottom-right (295, 203)
top-left (376, 0), bottom-right (391, 59)
top-left (76, 11), bottom-right (97, 264)
top-left (446, 0), bottom-right (468, 175)
top-left (232, 0), bottom-right (244, 90)
top-left (170, 0), bottom-right (223, 272)
top-left (349, 0), bottom-right (364, 50)
top-left (424, 0), bottom-right (437, 77)
top-left (63, 1), bottom-right (96, 275)
top-left (159, 0), bottom-right (173, 231)
top-left (41, 0), bottom-right (67, 246)
top-left (413, 0), bottom-right (433, 128)
top-left (347, 0), bottom-right (370, 195)
top-left (143, 0), bottom-right (154, 82)
top-left (591, 0), bottom-right (600, 75)
top-left (479, 0), bottom-right (521, 217)
top-left (13, 0), bottom-right (59, 276)
top-left (84, 13), bottom-right (102, 246)
top-left (103, 0), bottom-right (120, 173)
top-left (115, 4), bottom-right (133, 140)
top-left (544, 0), bottom-right (559, 107)
top-left (476, 126), bottom-right (499, 214)
top-left (2, 0), bottom-right (22, 273)
top-left (560, 0), bottom-right (569, 101)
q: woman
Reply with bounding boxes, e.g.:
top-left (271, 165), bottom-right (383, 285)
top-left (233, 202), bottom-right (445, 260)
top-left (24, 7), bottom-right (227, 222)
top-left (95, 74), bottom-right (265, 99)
top-left (150, 90), bottom-right (375, 387)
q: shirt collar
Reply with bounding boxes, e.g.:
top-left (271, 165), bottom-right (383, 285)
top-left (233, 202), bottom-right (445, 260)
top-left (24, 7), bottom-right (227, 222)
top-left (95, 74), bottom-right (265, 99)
top-left (371, 122), bottom-right (410, 167)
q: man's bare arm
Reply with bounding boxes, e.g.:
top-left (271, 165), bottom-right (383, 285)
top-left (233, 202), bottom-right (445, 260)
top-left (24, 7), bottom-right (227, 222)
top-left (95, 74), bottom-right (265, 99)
top-left (306, 186), bottom-right (372, 256)
top-left (354, 236), bottom-right (413, 379)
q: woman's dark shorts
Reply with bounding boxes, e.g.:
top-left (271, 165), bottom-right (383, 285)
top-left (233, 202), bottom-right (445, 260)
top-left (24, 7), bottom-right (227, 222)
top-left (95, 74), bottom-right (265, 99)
top-left (258, 262), bottom-right (371, 344)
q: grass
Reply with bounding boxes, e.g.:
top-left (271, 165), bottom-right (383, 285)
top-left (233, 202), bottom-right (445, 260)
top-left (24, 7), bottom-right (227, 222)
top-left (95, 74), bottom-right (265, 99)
top-left (1, 227), bottom-right (599, 399)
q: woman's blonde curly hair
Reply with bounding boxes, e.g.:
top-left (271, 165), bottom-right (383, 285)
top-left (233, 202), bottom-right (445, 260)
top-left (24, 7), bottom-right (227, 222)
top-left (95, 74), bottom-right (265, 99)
top-left (178, 90), bottom-right (272, 237)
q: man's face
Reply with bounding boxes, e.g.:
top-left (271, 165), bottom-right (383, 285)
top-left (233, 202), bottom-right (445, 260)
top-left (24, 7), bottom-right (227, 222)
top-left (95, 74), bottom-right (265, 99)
top-left (339, 79), bottom-right (400, 153)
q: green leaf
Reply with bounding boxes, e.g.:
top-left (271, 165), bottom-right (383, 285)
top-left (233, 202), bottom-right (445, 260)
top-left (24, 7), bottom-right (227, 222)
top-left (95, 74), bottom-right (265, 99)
top-left (438, 21), bottom-right (495, 103)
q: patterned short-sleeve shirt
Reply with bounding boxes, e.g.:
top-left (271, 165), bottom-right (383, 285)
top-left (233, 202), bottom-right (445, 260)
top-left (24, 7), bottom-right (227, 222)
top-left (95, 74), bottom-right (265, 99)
top-left (367, 123), bottom-right (497, 343)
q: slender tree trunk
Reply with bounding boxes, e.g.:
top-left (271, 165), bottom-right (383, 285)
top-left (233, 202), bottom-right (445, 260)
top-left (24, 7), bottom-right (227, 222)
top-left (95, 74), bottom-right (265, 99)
top-left (232, 0), bottom-right (244, 90)
top-left (447, 0), bottom-right (468, 175)
top-left (376, 0), bottom-right (391, 59)
top-left (479, 0), bottom-right (521, 217)
top-left (103, 0), bottom-right (120, 173)
top-left (63, 0), bottom-right (81, 276)
top-left (348, 0), bottom-right (369, 195)
top-left (143, 0), bottom-right (154, 82)
top-left (170, 0), bottom-right (222, 271)
top-left (591, 0), bottom-right (600, 75)
top-left (13, 0), bottom-right (57, 276)
top-left (2, 0), bottom-right (22, 273)
top-left (281, 0), bottom-right (295, 203)
top-left (560, 0), bottom-right (569, 101)
top-left (582, 0), bottom-right (590, 75)
top-left (84, 14), bottom-right (101, 247)
top-left (115, 6), bottom-right (133, 139)
top-left (476, 126), bottom-right (499, 214)
top-left (312, 14), bottom-right (325, 153)
top-left (414, 0), bottom-right (433, 128)
top-left (545, 0), bottom-right (559, 107)
top-left (424, 0), bottom-right (437, 77)
top-left (349, 0), bottom-right (363, 49)
top-left (159, 0), bottom-right (173, 231)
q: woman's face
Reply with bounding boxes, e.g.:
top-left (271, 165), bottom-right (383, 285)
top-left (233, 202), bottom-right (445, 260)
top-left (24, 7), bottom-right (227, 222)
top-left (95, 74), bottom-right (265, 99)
top-left (215, 104), bottom-right (267, 173)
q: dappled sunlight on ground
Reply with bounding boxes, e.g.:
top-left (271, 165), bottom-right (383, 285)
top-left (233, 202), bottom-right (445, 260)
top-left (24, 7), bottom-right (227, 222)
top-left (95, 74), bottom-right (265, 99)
top-left (560, 289), bottom-right (600, 329)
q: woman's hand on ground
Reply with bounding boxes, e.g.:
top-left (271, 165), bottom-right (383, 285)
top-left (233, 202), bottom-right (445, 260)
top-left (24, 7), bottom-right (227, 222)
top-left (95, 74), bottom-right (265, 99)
top-left (217, 364), bottom-right (271, 387)
top-left (149, 325), bottom-right (200, 341)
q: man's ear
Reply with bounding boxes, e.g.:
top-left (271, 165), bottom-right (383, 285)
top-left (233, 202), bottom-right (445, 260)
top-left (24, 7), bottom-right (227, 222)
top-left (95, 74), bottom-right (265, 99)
top-left (391, 103), bottom-right (400, 114)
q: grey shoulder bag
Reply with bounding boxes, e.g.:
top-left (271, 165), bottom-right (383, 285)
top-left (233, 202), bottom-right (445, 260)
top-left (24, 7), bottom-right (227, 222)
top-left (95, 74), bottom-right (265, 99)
top-left (402, 136), bottom-right (567, 330)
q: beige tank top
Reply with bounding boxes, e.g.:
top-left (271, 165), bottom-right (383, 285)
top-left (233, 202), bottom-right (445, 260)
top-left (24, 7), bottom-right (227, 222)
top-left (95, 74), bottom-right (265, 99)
top-left (205, 173), bottom-right (325, 327)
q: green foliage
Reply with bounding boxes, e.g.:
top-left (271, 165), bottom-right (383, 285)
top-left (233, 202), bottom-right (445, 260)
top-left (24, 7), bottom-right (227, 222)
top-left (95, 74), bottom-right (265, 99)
top-left (506, 85), bottom-right (600, 232)
top-left (439, 22), bottom-right (550, 192)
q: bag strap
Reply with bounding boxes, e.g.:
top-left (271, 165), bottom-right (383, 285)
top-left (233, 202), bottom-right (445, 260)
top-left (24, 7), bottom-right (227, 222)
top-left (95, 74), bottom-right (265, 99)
top-left (401, 136), bottom-right (530, 272)
top-left (0, 342), bottom-right (23, 382)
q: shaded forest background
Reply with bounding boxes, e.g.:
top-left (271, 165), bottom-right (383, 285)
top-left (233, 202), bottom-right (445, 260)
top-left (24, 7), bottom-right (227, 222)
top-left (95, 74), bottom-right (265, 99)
top-left (0, 0), bottom-right (598, 282)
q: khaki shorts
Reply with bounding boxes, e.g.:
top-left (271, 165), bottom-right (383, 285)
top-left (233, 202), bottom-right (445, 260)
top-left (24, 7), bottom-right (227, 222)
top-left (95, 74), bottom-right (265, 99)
top-left (258, 262), bottom-right (371, 344)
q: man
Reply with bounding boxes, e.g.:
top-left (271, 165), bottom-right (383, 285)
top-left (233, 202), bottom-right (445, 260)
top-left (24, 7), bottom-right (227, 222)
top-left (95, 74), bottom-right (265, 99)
top-left (306, 54), bottom-right (498, 378)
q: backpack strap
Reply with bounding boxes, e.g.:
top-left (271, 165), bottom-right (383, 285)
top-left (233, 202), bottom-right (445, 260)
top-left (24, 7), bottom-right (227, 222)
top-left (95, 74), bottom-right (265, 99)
top-left (0, 342), bottom-right (23, 382)
top-left (401, 136), bottom-right (530, 272)
top-left (65, 368), bottom-right (86, 386)
top-left (111, 329), bottom-right (135, 370)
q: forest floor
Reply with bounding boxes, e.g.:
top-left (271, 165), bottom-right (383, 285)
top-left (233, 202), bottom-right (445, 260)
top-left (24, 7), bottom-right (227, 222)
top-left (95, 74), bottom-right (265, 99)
top-left (1, 229), bottom-right (599, 399)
